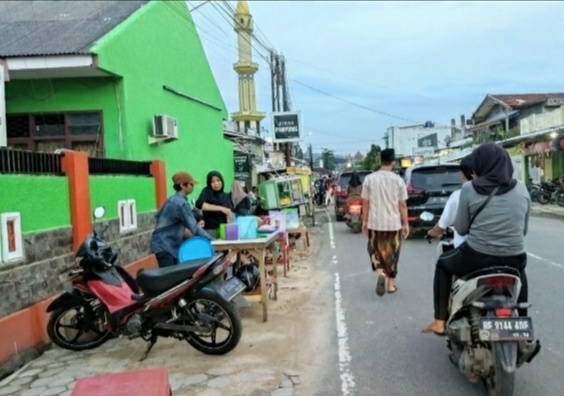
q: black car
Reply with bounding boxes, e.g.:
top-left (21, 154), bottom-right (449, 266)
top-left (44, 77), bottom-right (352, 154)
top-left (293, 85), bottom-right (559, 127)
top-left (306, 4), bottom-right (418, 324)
top-left (404, 164), bottom-right (462, 226)
top-left (334, 170), bottom-right (372, 221)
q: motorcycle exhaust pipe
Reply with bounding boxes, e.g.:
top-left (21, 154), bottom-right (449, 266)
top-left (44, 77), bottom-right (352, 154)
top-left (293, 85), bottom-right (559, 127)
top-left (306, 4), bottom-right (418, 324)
top-left (155, 322), bottom-right (205, 333)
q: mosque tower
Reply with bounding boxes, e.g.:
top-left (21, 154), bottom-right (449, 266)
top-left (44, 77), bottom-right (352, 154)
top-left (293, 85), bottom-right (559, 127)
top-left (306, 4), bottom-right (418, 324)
top-left (231, 0), bottom-right (265, 134)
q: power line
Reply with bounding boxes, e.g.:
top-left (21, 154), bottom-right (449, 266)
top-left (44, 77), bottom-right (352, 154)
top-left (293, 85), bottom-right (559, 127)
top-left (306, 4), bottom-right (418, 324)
top-left (291, 79), bottom-right (421, 124)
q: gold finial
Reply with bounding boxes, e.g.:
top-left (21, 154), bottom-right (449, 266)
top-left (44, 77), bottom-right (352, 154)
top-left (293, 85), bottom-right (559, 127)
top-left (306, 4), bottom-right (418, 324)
top-left (235, 0), bottom-right (250, 15)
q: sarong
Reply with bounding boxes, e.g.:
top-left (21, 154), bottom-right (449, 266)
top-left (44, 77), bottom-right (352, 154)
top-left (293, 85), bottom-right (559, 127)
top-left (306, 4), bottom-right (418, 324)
top-left (367, 229), bottom-right (402, 278)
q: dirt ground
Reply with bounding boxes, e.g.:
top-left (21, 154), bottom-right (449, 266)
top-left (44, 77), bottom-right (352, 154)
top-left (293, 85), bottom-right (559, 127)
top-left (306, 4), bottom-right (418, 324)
top-left (1, 227), bottom-right (333, 396)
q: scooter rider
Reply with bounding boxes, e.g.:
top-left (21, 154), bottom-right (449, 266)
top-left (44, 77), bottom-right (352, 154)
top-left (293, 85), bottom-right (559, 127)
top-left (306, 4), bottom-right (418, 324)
top-left (426, 154), bottom-right (473, 248)
top-left (151, 171), bottom-right (213, 268)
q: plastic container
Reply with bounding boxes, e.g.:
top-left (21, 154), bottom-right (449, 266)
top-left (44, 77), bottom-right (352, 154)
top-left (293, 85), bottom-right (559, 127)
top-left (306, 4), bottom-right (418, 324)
top-left (225, 223), bottom-right (239, 240)
top-left (236, 216), bottom-right (258, 240)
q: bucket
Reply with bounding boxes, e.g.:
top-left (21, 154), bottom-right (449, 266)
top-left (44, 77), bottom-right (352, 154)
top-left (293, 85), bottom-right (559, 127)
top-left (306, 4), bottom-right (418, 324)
top-left (178, 237), bottom-right (215, 262)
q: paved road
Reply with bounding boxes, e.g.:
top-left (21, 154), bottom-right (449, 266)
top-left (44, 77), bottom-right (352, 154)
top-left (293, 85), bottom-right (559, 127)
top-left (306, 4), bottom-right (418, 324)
top-left (315, 213), bottom-right (564, 396)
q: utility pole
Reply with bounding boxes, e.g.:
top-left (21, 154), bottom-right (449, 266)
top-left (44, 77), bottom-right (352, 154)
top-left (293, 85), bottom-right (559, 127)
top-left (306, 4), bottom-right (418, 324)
top-left (280, 54), bottom-right (292, 167)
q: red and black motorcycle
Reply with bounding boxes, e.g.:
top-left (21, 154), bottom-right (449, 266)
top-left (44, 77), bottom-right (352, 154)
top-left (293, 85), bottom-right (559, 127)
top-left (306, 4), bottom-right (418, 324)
top-left (46, 207), bottom-right (246, 360)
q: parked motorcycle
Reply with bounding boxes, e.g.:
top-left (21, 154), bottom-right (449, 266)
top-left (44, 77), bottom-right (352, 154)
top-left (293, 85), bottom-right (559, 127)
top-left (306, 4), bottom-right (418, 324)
top-left (46, 206), bottom-right (246, 361)
top-left (421, 211), bottom-right (541, 396)
top-left (536, 177), bottom-right (564, 207)
top-left (345, 199), bottom-right (362, 233)
top-left (313, 179), bottom-right (326, 206)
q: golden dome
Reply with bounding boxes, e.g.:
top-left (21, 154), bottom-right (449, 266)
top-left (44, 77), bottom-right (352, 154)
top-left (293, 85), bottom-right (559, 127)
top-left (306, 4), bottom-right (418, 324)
top-left (235, 0), bottom-right (250, 15)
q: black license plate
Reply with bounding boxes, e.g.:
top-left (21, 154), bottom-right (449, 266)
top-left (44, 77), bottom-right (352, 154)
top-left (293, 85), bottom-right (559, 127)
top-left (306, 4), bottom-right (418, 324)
top-left (216, 276), bottom-right (247, 302)
top-left (479, 317), bottom-right (534, 341)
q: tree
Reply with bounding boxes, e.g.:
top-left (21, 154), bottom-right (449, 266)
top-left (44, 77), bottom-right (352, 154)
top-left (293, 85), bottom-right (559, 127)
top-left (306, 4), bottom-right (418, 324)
top-left (360, 144), bottom-right (382, 171)
top-left (294, 145), bottom-right (304, 160)
top-left (320, 148), bottom-right (336, 170)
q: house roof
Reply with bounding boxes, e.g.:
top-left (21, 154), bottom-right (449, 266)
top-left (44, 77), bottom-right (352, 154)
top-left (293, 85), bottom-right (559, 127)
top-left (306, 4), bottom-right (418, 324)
top-left (0, 0), bottom-right (148, 57)
top-left (472, 93), bottom-right (564, 123)
top-left (491, 93), bottom-right (564, 108)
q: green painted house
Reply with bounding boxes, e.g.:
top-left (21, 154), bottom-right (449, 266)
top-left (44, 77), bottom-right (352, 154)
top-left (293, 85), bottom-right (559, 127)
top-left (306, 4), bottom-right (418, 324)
top-left (1, 0), bottom-right (234, 191)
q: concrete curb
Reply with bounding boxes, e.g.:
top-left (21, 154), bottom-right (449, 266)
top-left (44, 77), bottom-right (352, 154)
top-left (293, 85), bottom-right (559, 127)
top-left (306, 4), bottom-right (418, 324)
top-left (530, 210), bottom-right (564, 221)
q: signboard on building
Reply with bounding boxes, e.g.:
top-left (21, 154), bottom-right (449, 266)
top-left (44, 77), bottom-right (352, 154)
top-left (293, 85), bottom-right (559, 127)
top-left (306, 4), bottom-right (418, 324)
top-left (272, 111), bottom-right (301, 143)
top-left (413, 147), bottom-right (435, 157)
top-left (418, 133), bottom-right (438, 148)
top-left (234, 153), bottom-right (252, 187)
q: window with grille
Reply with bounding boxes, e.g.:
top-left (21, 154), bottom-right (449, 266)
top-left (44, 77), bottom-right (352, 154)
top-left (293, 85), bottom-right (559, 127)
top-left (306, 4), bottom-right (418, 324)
top-left (6, 111), bottom-right (104, 157)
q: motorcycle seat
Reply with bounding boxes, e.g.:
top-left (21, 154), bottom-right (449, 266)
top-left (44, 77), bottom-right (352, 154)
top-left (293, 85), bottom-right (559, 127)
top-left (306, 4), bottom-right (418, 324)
top-left (136, 257), bottom-right (218, 293)
top-left (460, 265), bottom-right (521, 281)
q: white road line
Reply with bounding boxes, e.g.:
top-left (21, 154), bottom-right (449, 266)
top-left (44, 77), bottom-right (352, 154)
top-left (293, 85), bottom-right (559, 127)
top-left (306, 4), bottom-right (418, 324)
top-left (527, 252), bottom-right (564, 270)
top-left (328, 218), bottom-right (355, 396)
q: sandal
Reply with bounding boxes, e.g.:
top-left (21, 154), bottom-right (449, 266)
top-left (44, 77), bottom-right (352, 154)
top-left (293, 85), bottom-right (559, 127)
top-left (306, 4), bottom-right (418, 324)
top-left (387, 286), bottom-right (398, 294)
top-left (375, 274), bottom-right (386, 296)
top-left (421, 322), bottom-right (446, 337)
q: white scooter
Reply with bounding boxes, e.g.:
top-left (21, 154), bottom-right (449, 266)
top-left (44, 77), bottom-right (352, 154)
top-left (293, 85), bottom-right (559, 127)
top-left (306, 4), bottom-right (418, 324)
top-left (420, 212), bottom-right (541, 396)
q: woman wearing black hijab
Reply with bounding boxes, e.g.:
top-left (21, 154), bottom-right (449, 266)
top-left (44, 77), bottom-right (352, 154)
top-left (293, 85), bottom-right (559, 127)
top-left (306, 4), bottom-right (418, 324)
top-left (423, 143), bottom-right (530, 336)
top-left (195, 171), bottom-right (233, 238)
top-left (346, 171), bottom-right (363, 207)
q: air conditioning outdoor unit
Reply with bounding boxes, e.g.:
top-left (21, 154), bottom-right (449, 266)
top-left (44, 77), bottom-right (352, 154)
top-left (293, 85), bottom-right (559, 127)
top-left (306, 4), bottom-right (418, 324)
top-left (152, 115), bottom-right (178, 139)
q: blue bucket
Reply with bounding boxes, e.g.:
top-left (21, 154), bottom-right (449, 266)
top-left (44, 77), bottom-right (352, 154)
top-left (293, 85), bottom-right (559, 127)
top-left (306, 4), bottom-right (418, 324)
top-left (177, 237), bottom-right (215, 263)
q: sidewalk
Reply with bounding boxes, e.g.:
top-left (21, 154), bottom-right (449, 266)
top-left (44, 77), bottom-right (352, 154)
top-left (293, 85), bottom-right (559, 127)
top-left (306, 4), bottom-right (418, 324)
top-left (0, 230), bottom-right (329, 396)
top-left (530, 203), bottom-right (564, 220)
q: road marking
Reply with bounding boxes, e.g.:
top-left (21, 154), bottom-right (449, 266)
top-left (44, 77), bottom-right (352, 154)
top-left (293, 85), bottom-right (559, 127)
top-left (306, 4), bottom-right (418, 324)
top-left (328, 218), bottom-right (355, 396)
top-left (528, 252), bottom-right (564, 270)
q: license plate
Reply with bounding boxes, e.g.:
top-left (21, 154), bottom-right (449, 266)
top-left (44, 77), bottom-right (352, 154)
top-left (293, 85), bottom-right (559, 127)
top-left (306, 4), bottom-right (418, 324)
top-left (216, 276), bottom-right (247, 302)
top-left (429, 196), bottom-right (448, 204)
top-left (479, 317), bottom-right (534, 341)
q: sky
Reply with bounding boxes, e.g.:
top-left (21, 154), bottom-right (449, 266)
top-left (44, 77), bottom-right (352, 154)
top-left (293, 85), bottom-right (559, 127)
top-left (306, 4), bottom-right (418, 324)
top-left (189, 1), bottom-right (564, 156)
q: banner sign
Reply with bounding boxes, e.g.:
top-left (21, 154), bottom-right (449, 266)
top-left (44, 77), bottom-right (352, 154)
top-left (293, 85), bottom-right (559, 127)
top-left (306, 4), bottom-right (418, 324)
top-left (272, 111), bottom-right (301, 143)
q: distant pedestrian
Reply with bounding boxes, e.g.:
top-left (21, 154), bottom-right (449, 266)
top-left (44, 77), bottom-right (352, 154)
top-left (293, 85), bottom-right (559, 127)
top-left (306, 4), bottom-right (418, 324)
top-left (361, 149), bottom-right (409, 296)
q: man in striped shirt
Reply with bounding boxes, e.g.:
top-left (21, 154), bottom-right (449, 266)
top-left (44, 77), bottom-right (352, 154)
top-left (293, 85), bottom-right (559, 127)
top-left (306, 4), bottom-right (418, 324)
top-left (361, 149), bottom-right (410, 296)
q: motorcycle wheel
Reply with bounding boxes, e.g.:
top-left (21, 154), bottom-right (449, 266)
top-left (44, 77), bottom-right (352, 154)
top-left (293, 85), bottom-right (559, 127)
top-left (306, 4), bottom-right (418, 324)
top-left (185, 289), bottom-right (242, 355)
top-left (484, 343), bottom-right (516, 396)
top-left (537, 191), bottom-right (550, 205)
top-left (556, 192), bottom-right (564, 207)
top-left (47, 300), bottom-right (110, 351)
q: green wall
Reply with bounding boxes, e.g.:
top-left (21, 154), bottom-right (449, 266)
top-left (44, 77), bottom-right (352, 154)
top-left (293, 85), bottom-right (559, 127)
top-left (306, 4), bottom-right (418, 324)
top-left (91, 0), bottom-right (234, 195)
top-left (0, 175), bottom-right (70, 232)
top-left (5, 78), bottom-right (127, 159)
top-left (90, 176), bottom-right (156, 220)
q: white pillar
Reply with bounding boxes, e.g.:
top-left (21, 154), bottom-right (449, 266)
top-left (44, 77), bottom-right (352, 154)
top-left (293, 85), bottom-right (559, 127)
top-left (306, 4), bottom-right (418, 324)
top-left (0, 66), bottom-right (6, 147)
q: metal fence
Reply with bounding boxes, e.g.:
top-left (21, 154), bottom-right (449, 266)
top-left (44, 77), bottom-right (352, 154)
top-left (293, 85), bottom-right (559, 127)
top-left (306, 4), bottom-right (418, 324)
top-left (0, 148), bottom-right (153, 176)
top-left (88, 157), bottom-right (152, 176)
top-left (0, 147), bottom-right (63, 175)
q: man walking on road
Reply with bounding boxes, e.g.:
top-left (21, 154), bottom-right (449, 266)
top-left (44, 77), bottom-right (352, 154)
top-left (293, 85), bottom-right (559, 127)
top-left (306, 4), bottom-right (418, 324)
top-left (361, 149), bottom-right (410, 296)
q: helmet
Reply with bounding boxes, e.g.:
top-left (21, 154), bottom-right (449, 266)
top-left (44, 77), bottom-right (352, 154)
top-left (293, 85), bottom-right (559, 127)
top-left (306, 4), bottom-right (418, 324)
top-left (235, 264), bottom-right (260, 291)
top-left (75, 234), bottom-right (114, 270)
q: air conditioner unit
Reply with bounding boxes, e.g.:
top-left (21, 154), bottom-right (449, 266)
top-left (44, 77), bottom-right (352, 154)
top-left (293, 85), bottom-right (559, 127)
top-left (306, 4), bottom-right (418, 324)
top-left (152, 115), bottom-right (178, 139)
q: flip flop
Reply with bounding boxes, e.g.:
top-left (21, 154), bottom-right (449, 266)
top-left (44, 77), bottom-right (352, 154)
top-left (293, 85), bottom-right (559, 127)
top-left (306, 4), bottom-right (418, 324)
top-left (375, 274), bottom-right (386, 296)
top-left (387, 286), bottom-right (398, 294)
top-left (421, 325), bottom-right (446, 337)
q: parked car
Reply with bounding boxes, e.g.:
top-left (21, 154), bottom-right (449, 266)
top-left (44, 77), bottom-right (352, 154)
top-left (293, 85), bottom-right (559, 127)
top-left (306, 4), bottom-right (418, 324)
top-left (404, 164), bottom-right (462, 226)
top-left (334, 170), bottom-right (372, 221)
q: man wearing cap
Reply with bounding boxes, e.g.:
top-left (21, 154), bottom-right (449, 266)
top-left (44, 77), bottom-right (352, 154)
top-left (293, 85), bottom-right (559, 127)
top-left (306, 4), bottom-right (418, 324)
top-left (361, 148), bottom-right (409, 296)
top-left (150, 171), bottom-right (213, 268)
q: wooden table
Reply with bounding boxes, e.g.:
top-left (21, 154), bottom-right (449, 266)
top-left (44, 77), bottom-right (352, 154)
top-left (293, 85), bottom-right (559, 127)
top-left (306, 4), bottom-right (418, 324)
top-left (212, 232), bottom-right (281, 322)
top-left (286, 227), bottom-right (310, 251)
